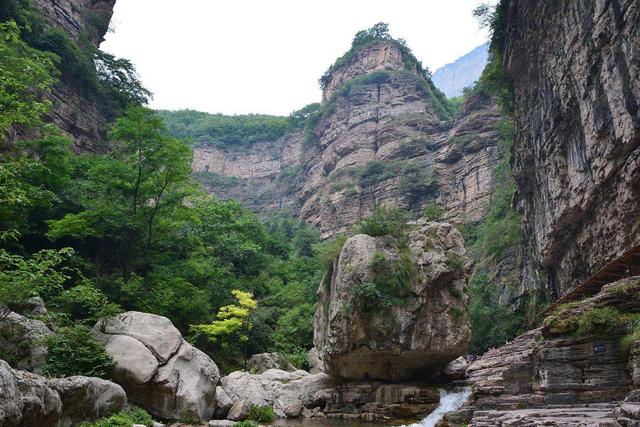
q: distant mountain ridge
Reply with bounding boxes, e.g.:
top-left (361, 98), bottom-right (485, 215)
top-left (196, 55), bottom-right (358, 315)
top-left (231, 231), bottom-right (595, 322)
top-left (432, 42), bottom-right (489, 98)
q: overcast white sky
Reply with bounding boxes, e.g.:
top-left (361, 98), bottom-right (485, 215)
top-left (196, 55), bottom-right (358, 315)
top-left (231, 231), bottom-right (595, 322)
top-left (101, 0), bottom-right (491, 116)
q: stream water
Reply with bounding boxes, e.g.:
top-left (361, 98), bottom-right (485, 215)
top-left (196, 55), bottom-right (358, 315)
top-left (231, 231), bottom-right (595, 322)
top-left (271, 387), bottom-right (472, 427)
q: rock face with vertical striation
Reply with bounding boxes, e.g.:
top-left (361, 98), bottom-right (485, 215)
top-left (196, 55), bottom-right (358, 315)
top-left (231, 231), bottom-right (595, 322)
top-left (192, 40), bottom-right (502, 240)
top-left (19, 0), bottom-right (118, 152)
top-left (314, 221), bottom-right (470, 381)
top-left (502, 0), bottom-right (640, 297)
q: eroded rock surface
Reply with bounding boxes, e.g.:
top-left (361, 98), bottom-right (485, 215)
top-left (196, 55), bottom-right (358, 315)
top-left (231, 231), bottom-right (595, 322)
top-left (93, 311), bottom-right (220, 421)
top-left (503, 0), bottom-right (640, 297)
top-left (220, 369), bottom-right (334, 419)
top-left (449, 278), bottom-right (640, 426)
top-left (0, 307), bottom-right (52, 372)
top-left (191, 41), bottom-right (502, 240)
top-left (247, 352), bottom-right (296, 374)
top-left (0, 359), bottom-right (125, 427)
top-left (314, 221), bottom-right (470, 381)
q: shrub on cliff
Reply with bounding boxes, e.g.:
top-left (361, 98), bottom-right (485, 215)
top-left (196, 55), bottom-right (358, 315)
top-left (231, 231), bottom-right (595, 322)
top-left (355, 206), bottom-right (408, 239)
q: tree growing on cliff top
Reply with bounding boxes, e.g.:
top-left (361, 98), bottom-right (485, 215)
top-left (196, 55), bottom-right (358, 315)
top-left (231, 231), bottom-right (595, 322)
top-left (191, 289), bottom-right (258, 370)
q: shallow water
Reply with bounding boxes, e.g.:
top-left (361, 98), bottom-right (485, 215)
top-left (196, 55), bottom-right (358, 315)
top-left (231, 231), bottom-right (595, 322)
top-left (272, 387), bottom-right (471, 427)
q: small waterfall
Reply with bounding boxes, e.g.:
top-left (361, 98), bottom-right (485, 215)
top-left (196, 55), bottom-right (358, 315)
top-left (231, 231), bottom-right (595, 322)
top-left (402, 387), bottom-right (472, 427)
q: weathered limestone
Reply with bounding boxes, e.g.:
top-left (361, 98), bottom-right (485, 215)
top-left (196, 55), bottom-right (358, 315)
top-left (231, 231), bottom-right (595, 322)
top-left (0, 307), bottom-right (52, 372)
top-left (0, 359), bottom-right (125, 427)
top-left (247, 352), bottom-right (296, 374)
top-left (454, 278), bottom-right (640, 426)
top-left (314, 221), bottom-right (470, 381)
top-left (93, 311), bottom-right (220, 421)
top-left (191, 42), bottom-right (502, 240)
top-left (220, 369), bottom-right (333, 419)
top-left (503, 0), bottom-right (640, 297)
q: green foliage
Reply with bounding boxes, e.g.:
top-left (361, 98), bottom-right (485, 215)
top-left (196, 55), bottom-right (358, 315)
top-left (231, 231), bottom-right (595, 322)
top-left (356, 206), bottom-right (408, 238)
top-left (158, 109), bottom-right (292, 147)
top-left (469, 273), bottom-right (524, 354)
top-left (80, 407), bottom-right (153, 427)
top-left (319, 23), bottom-right (432, 90)
top-left (0, 20), bottom-right (58, 136)
top-left (193, 170), bottom-right (242, 189)
top-left (57, 281), bottom-right (122, 324)
top-left (424, 202), bottom-right (445, 221)
top-left (0, 248), bottom-right (74, 318)
top-left (544, 306), bottom-right (637, 336)
top-left (289, 103), bottom-right (320, 128)
top-left (40, 324), bottom-right (114, 378)
top-left (249, 405), bottom-right (275, 423)
top-left (282, 346), bottom-right (309, 371)
top-left (47, 106), bottom-right (195, 279)
top-left (234, 421), bottom-right (259, 427)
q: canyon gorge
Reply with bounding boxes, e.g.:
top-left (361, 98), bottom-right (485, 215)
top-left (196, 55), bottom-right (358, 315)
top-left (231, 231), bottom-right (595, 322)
top-left (1, 0), bottom-right (639, 426)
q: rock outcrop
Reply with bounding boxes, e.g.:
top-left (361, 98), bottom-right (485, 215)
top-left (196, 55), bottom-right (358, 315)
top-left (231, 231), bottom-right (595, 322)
top-left (219, 368), bottom-right (440, 421)
top-left (0, 359), bottom-right (125, 427)
top-left (93, 311), bottom-right (220, 421)
top-left (446, 277), bottom-right (640, 425)
top-left (19, 0), bottom-right (117, 152)
top-left (247, 352), bottom-right (296, 374)
top-left (502, 0), bottom-right (640, 297)
top-left (220, 369), bottom-right (334, 419)
top-left (314, 221), bottom-right (470, 381)
top-left (0, 307), bottom-right (52, 372)
top-left (191, 41), bottom-right (502, 240)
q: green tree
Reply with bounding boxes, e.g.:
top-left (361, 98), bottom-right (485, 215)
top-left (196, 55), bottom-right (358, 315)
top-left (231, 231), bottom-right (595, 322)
top-left (47, 106), bottom-right (194, 280)
top-left (191, 289), bottom-right (257, 370)
top-left (0, 248), bottom-right (75, 321)
top-left (0, 20), bottom-right (58, 137)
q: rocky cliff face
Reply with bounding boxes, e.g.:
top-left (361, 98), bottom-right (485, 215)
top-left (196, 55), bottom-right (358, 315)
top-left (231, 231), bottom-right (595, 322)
top-left (314, 221), bottom-right (470, 381)
top-left (445, 277), bottom-right (640, 426)
top-left (29, 0), bottom-right (116, 152)
top-left (504, 0), bottom-right (640, 297)
top-left (193, 41), bottom-right (502, 239)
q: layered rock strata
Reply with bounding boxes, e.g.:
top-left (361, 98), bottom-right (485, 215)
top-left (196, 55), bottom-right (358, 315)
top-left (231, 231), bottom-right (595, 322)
top-left (192, 42), bottom-right (502, 239)
top-left (442, 277), bottom-right (640, 426)
top-left (314, 221), bottom-right (470, 381)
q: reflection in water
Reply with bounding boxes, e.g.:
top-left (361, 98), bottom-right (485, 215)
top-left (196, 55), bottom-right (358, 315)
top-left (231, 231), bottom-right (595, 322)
top-left (271, 387), bottom-right (472, 427)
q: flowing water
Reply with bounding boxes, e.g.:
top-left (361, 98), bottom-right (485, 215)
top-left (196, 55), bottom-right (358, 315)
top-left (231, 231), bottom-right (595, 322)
top-left (272, 386), bottom-right (472, 427)
top-left (400, 387), bottom-right (472, 427)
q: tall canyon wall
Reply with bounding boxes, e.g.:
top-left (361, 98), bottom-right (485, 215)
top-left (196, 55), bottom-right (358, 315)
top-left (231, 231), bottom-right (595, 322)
top-left (193, 41), bottom-right (503, 239)
top-left (504, 0), bottom-right (640, 298)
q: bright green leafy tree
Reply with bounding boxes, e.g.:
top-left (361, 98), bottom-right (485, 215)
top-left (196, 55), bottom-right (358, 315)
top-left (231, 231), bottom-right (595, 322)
top-left (191, 289), bottom-right (258, 370)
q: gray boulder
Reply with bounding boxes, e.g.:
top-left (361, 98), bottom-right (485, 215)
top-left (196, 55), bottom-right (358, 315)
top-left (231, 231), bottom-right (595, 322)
top-left (0, 359), bottom-right (125, 426)
top-left (215, 386), bottom-right (233, 419)
top-left (444, 356), bottom-right (468, 380)
top-left (247, 352), bottom-right (295, 374)
top-left (314, 221), bottom-right (471, 381)
top-left (220, 369), bottom-right (333, 418)
top-left (308, 348), bottom-right (323, 374)
top-left (93, 311), bottom-right (220, 421)
top-left (0, 309), bottom-right (52, 371)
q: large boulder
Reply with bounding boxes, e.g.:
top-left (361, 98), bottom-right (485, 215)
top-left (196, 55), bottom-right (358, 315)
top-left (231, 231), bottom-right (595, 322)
top-left (314, 221), bottom-right (471, 381)
top-left (0, 359), bottom-right (125, 426)
top-left (247, 352), bottom-right (295, 374)
top-left (308, 348), bottom-right (323, 374)
top-left (0, 308), bottom-right (52, 371)
top-left (220, 369), bottom-right (334, 419)
top-left (93, 311), bottom-right (220, 421)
